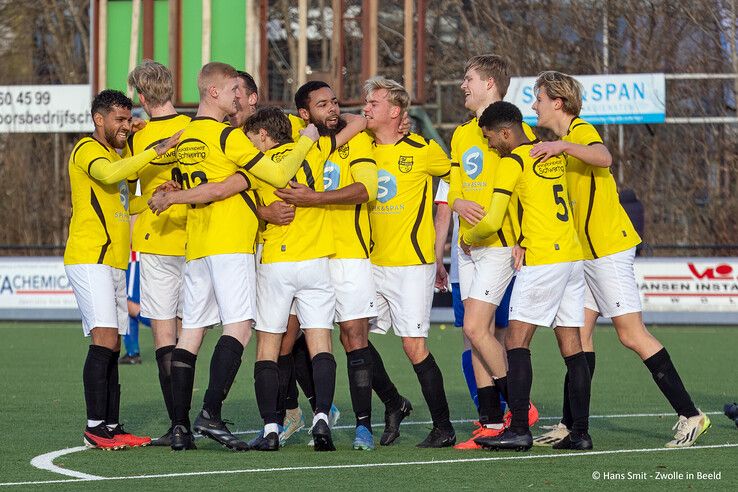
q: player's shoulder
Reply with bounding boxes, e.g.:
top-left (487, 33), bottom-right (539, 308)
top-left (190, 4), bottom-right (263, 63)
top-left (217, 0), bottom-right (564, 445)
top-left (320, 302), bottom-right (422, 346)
top-left (567, 116), bottom-right (595, 134)
top-left (72, 136), bottom-right (107, 162)
top-left (398, 132), bottom-right (432, 149)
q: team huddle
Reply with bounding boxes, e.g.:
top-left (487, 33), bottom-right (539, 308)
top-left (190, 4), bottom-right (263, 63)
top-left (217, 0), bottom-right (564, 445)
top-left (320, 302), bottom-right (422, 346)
top-left (63, 54), bottom-right (710, 454)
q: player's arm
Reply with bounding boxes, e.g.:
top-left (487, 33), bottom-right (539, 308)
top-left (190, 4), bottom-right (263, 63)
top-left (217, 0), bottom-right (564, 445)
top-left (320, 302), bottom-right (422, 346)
top-left (257, 200), bottom-right (295, 226)
top-left (530, 140), bottom-right (611, 167)
top-left (275, 159), bottom-right (377, 206)
top-left (433, 180), bottom-right (451, 291)
top-left (86, 131), bottom-right (181, 184)
top-left (148, 173), bottom-right (250, 215)
top-left (333, 114), bottom-right (368, 149)
top-left (425, 139), bottom-right (452, 182)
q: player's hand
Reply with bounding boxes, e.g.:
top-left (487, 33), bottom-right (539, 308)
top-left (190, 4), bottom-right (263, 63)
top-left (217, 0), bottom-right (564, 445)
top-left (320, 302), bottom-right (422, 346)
top-left (530, 140), bottom-right (567, 162)
top-left (148, 190), bottom-right (173, 215)
top-left (155, 179), bottom-right (181, 194)
top-left (274, 181), bottom-right (321, 206)
top-left (434, 260), bottom-right (449, 292)
top-left (154, 129), bottom-right (183, 156)
top-left (512, 244), bottom-right (526, 271)
top-left (342, 112), bottom-right (368, 130)
top-left (398, 111), bottom-right (411, 135)
top-left (299, 123), bottom-right (320, 142)
top-left (453, 199), bottom-right (485, 226)
top-left (257, 200), bottom-right (295, 225)
top-left (460, 236), bottom-right (472, 256)
top-left (131, 117), bottom-right (147, 133)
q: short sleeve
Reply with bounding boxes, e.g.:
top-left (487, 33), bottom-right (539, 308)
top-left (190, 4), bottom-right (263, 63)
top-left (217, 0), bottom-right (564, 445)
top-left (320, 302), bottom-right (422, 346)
top-left (569, 120), bottom-right (603, 146)
top-left (426, 139), bottom-right (451, 177)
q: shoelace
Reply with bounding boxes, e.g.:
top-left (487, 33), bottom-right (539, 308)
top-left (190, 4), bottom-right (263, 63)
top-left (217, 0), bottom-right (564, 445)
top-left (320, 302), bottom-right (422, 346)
top-left (671, 417), bottom-right (688, 439)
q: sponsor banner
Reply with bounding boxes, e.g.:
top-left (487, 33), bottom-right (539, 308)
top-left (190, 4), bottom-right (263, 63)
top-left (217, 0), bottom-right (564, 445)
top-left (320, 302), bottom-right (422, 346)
top-left (506, 73), bottom-right (666, 125)
top-left (635, 258), bottom-right (738, 312)
top-left (0, 85), bottom-right (93, 133)
top-left (0, 257), bottom-right (77, 310)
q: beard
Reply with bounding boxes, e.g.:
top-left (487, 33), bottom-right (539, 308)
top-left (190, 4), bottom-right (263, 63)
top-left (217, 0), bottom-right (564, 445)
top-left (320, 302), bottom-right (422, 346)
top-left (104, 126), bottom-right (126, 149)
top-left (314, 116), bottom-right (347, 137)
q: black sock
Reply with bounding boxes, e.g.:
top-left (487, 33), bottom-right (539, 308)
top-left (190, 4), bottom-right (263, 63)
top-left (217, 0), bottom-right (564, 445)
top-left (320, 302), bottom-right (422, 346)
top-left (105, 351), bottom-right (121, 425)
top-left (155, 345), bottom-right (176, 422)
top-left (368, 341), bottom-right (402, 411)
top-left (643, 348), bottom-right (698, 418)
top-left (413, 353), bottom-right (452, 431)
top-left (311, 352), bottom-right (337, 416)
top-left (285, 362), bottom-right (299, 411)
top-left (203, 335), bottom-right (244, 420)
top-left (254, 360), bottom-right (280, 425)
top-left (347, 347), bottom-right (373, 431)
top-left (562, 351), bottom-right (595, 429)
top-left (493, 375), bottom-right (509, 403)
top-left (506, 348), bottom-right (532, 434)
top-left (171, 348), bottom-right (197, 428)
top-left (477, 385), bottom-right (503, 425)
top-left (293, 334), bottom-right (316, 412)
top-left (564, 352), bottom-right (591, 433)
top-left (277, 354), bottom-right (295, 425)
top-left (83, 345), bottom-right (114, 423)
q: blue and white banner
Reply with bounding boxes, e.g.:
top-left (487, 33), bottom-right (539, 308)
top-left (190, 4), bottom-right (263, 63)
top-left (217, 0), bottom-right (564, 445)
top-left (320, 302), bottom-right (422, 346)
top-left (506, 73), bottom-right (666, 125)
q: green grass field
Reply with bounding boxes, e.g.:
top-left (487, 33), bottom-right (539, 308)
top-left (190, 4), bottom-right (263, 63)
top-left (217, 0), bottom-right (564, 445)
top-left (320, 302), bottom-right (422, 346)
top-left (1, 321), bottom-right (737, 490)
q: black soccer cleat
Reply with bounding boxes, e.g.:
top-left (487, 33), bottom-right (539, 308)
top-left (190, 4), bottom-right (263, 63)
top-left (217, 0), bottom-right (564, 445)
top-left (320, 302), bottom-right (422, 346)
top-left (311, 419), bottom-right (336, 452)
top-left (552, 431), bottom-right (593, 450)
top-left (248, 432), bottom-right (280, 451)
top-left (416, 426), bottom-right (456, 448)
top-left (151, 427), bottom-right (174, 447)
top-left (193, 410), bottom-right (249, 451)
top-left (475, 428), bottom-right (532, 451)
top-left (724, 402), bottom-right (738, 420)
top-left (170, 425), bottom-right (197, 451)
top-left (380, 397), bottom-right (413, 446)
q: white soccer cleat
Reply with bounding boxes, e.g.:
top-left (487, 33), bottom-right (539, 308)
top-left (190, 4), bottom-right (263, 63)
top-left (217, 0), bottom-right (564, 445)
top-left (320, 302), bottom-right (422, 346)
top-left (665, 410), bottom-right (711, 448)
top-left (279, 407), bottom-right (305, 447)
top-left (532, 422), bottom-right (569, 447)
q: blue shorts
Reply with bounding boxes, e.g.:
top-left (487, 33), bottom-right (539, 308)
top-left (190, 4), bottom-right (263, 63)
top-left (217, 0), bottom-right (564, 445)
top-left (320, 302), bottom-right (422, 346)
top-left (451, 283), bottom-right (463, 327)
top-left (494, 276), bottom-right (515, 328)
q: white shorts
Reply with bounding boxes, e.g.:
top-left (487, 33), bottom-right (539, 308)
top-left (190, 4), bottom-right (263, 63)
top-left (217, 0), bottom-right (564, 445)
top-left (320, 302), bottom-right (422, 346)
top-left (256, 257), bottom-right (335, 333)
top-left (458, 246), bottom-right (515, 304)
top-left (329, 258), bottom-right (378, 323)
top-left (584, 247), bottom-right (642, 318)
top-left (509, 261), bottom-right (585, 328)
top-left (182, 254), bottom-right (256, 329)
top-left (139, 253), bottom-right (185, 320)
top-left (65, 264), bottom-right (128, 337)
top-left (370, 264), bottom-right (435, 338)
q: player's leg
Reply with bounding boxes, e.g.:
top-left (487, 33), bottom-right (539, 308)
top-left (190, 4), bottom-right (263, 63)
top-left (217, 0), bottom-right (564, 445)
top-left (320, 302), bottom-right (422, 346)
top-left (276, 313), bottom-right (302, 444)
top-left (290, 319), bottom-right (317, 413)
top-left (121, 259), bottom-right (141, 363)
top-left (251, 331), bottom-right (284, 451)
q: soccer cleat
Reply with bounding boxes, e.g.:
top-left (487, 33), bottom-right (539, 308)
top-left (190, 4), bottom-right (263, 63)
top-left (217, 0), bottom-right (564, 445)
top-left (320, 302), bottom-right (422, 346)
top-left (83, 423), bottom-right (127, 450)
top-left (109, 424), bottom-right (151, 447)
top-left (328, 404), bottom-right (341, 428)
top-left (119, 353), bottom-right (142, 365)
top-left (552, 431), bottom-right (593, 450)
top-left (417, 426), bottom-right (456, 448)
top-left (170, 425), bottom-right (197, 451)
top-left (279, 407), bottom-right (305, 447)
top-left (150, 427), bottom-right (174, 447)
top-left (193, 410), bottom-right (249, 451)
top-left (454, 424), bottom-right (504, 450)
top-left (311, 418), bottom-right (336, 451)
top-left (380, 396), bottom-right (413, 446)
top-left (724, 402), bottom-right (738, 421)
top-left (665, 410), bottom-right (711, 448)
top-left (352, 425), bottom-right (375, 451)
top-left (475, 428), bottom-right (532, 451)
top-left (533, 422), bottom-right (570, 447)
top-left (503, 402), bottom-right (539, 428)
top-left (248, 432), bottom-right (280, 451)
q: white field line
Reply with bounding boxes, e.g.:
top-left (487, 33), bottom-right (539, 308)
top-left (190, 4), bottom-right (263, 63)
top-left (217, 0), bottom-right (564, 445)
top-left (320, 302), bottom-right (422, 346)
top-left (4, 443), bottom-right (736, 488)
top-left (29, 446), bottom-right (103, 480)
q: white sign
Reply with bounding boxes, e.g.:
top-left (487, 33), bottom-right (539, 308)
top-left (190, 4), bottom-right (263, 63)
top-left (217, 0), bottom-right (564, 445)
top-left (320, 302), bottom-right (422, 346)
top-left (506, 73), bottom-right (666, 125)
top-left (634, 258), bottom-right (738, 312)
top-left (0, 257), bottom-right (77, 310)
top-left (0, 84), bottom-right (93, 133)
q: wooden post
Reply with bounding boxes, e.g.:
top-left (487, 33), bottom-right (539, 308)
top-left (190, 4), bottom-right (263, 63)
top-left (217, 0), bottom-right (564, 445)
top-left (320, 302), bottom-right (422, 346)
top-left (143, 0), bottom-right (154, 60)
top-left (245, 0), bottom-right (259, 77)
top-left (298, 0), bottom-right (308, 87)
top-left (128, 0), bottom-right (141, 97)
top-left (331, 0), bottom-right (342, 99)
top-left (168, 0), bottom-right (180, 103)
top-left (368, 0), bottom-right (377, 76)
top-left (98, 0), bottom-right (107, 89)
top-left (403, 0), bottom-right (413, 98)
top-left (202, 0), bottom-right (211, 65)
top-left (416, 0), bottom-right (426, 103)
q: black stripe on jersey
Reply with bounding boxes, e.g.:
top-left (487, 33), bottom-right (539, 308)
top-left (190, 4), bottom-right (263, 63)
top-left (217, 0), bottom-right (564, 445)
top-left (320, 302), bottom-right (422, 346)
top-left (243, 151), bottom-right (266, 171)
top-left (239, 191), bottom-right (258, 216)
top-left (300, 160), bottom-right (316, 190)
top-left (493, 188), bottom-right (512, 196)
top-left (508, 154), bottom-right (524, 170)
top-left (565, 116), bottom-right (579, 135)
top-left (126, 133), bottom-right (135, 156)
top-left (220, 126), bottom-right (237, 154)
top-left (398, 135), bottom-right (425, 148)
top-left (72, 138), bottom-right (96, 163)
top-left (460, 118), bottom-right (474, 127)
top-left (497, 230), bottom-right (508, 247)
top-left (439, 170), bottom-right (450, 178)
top-left (90, 189), bottom-right (111, 264)
top-left (354, 204), bottom-right (369, 258)
top-left (191, 116), bottom-right (219, 122)
top-left (349, 158), bottom-right (375, 167)
top-left (410, 181), bottom-right (429, 264)
top-left (587, 141), bottom-right (604, 146)
top-left (87, 157), bottom-right (110, 175)
top-left (451, 162), bottom-right (460, 167)
top-left (149, 113), bottom-right (179, 122)
top-left (517, 199), bottom-right (525, 248)
top-left (330, 134), bottom-right (337, 155)
top-left (584, 171), bottom-right (598, 258)
top-left (571, 122), bottom-right (588, 131)
top-left (235, 170), bottom-right (252, 190)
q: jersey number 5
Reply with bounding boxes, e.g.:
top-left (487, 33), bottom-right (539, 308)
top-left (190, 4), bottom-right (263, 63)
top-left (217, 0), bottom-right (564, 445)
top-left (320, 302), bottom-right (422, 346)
top-left (552, 184), bottom-right (569, 222)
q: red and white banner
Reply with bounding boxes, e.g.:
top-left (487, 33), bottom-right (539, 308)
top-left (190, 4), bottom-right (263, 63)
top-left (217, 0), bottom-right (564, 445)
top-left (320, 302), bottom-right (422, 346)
top-left (0, 257), bottom-right (76, 310)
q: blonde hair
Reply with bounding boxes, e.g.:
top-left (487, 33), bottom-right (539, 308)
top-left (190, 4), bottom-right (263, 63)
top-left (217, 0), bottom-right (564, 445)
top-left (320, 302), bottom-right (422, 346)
top-left (534, 71), bottom-right (583, 116)
top-left (363, 76), bottom-right (410, 111)
top-left (464, 54), bottom-right (511, 98)
top-left (197, 62), bottom-right (239, 98)
top-left (128, 60), bottom-right (173, 106)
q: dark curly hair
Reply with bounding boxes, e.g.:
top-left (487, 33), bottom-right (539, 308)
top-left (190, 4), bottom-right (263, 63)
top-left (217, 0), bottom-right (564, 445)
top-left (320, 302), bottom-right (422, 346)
top-left (478, 101), bottom-right (523, 131)
top-left (91, 89), bottom-right (132, 119)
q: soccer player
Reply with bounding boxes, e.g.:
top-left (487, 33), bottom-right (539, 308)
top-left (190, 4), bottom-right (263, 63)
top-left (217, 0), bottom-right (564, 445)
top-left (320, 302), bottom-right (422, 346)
top-left (120, 249), bottom-right (151, 365)
top-left (64, 89), bottom-right (180, 449)
top-left (447, 55), bottom-right (538, 449)
top-left (363, 76), bottom-right (455, 448)
top-left (468, 101), bottom-right (592, 451)
top-left (529, 71), bottom-right (710, 448)
top-left (161, 62), bottom-right (320, 451)
top-left (273, 81), bottom-right (382, 450)
top-left (125, 60), bottom-right (191, 445)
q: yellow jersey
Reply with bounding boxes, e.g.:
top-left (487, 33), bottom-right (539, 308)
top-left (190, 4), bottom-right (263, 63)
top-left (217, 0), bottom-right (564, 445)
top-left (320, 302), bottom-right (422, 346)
top-left (257, 137), bottom-right (335, 263)
top-left (64, 137), bottom-right (135, 269)
top-left (124, 113), bottom-right (191, 256)
top-left (324, 131), bottom-right (376, 259)
top-left (289, 114), bottom-right (307, 141)
top-left (449, 119), bottom-right (536, 247)
top-left (563, 117), bottom-right (641, 259)
top-left (369, 133), bottom-right (451, 266)
top-left (492, 142), bottom-right (582, 266)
